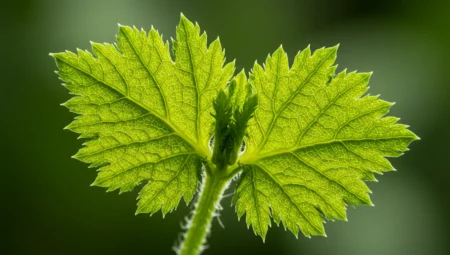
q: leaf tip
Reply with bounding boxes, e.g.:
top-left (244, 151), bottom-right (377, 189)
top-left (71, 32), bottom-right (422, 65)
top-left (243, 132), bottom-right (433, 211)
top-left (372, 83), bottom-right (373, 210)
top-left (135, 204), bottom-right (146, 215)
top-left (179, 13), bottom-right (191, 25)
top-left (258, 233), bottom-right (267, 243)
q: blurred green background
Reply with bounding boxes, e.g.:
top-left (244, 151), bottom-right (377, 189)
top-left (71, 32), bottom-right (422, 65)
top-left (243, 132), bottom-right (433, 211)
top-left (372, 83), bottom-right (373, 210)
top-left (2, 0), bottom-right (449, 254)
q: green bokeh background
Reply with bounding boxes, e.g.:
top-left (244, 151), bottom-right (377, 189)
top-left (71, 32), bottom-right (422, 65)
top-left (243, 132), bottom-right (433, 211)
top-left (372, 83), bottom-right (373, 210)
top-left (3, 0), bottom-right (449, 254)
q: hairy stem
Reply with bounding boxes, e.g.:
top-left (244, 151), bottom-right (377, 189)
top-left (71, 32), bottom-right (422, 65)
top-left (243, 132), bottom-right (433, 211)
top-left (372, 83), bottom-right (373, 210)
top-left (178, 172), bottom-right (230, 255)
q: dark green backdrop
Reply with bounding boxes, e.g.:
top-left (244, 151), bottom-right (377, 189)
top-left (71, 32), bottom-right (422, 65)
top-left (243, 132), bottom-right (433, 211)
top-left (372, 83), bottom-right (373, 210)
top-left (2, 0), bottom-right (449, 254)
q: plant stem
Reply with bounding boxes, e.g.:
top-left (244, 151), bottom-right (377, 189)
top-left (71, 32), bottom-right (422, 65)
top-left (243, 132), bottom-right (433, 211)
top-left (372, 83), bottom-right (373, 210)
top-left (178, 173), bottom-right (229, 255)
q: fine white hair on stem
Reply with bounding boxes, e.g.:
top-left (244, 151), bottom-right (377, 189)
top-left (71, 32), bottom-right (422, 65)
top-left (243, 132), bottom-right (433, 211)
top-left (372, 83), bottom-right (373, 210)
top-left (173, 170), bottom-right (231, 254)
top-left (221, 192), bottom-right (234, 198)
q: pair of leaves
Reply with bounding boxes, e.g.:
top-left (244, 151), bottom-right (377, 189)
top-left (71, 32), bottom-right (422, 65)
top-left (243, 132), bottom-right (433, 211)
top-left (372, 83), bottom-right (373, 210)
top-left (52, 14), bottom-right (418, 239)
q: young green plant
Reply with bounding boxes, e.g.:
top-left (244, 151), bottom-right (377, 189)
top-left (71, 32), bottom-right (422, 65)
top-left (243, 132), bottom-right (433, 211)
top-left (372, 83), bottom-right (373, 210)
top-left (51, 14), bottom-right (418, 255)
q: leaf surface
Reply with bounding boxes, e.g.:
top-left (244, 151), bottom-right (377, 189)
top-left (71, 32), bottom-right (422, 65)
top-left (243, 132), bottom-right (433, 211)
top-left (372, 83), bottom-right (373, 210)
top-left (233, 46), bottom-right (418, 239)
top-left (52, 15), bottom-right (234, 215)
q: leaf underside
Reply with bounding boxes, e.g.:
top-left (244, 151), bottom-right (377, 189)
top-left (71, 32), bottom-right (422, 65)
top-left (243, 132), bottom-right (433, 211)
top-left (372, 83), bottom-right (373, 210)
top-left (52, 15), bottom-right (418, 239)
top-left (53, 15), bottom-right (234, 215)
top-left (233, 46), bottom-right (418, 239)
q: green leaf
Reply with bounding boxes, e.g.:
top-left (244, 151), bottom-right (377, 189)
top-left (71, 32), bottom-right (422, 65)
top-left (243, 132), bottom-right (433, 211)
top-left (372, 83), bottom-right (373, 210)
top-left (52, 14), bottom-right (234, 216)
top-left (233, 45), bottom-right (418, 239)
